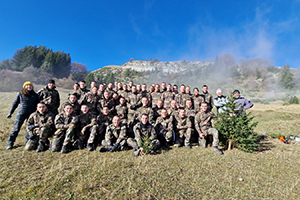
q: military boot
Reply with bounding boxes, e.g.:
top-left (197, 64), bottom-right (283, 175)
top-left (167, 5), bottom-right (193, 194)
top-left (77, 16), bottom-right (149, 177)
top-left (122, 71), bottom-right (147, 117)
top-left (6, 144), bottom-right (13, 150)
top-left (36, 142), bottom-right (45, 153)
top-left (61, 145), bottom-right (69, 154)
top-left (212, 146), bottom-right (223, 155)
top-left (198, 138), bottom-right (206, 148)
top-left (87, 143), bottom-right (94, 151)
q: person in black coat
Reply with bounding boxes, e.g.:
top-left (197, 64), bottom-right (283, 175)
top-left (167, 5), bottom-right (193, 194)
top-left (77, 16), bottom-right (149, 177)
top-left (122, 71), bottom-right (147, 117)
top-left (6, 81), bottom-right (40, 150)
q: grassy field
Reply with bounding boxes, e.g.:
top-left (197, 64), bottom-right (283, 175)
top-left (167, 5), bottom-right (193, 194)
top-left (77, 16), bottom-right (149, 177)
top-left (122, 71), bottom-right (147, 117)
top-left (0, 90), bottom-right (300, 199)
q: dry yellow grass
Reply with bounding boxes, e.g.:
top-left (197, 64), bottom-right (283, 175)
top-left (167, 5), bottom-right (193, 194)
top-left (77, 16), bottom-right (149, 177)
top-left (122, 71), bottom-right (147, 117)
top-left (1, 91), bottom-right (300, 199)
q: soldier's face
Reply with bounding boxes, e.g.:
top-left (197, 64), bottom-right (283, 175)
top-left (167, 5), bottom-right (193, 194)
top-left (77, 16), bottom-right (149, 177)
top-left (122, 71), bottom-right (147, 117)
top-left (103, 107), bottom-right (109, 115)
top-left (161, 110), bottom-right (167, 118)
top-left (48, 83), bottom-right (55, 90)
top-left (202, 86), bottom-right (208, 93)
top-left (180, 86), bottom-right (185, 93)
top-left (118, 83), bottom-right (122, 89)
top-left (108, 83), bottom-right (113, 89)
top-left (92, 87), bottom-right (98, 94)
top-left (91, 82), bottom-right (97, 88)
top-left (137, 85), bottom-right (141, 91)
top-left (74, 84), bottom-right (79, 90)
top-left (167, 85), bottom-right (172, 91)
top-left (120, 98), bottom-right (125, 105)
top-left (142, 85), bottom-right (147, 91)
top-left (171, 100), bottom-right (176, 108)
top-left (179, 110), bottom-right (186, 117)
top-left (173, 86), bottom-right (178, 93)
top-left (201, 104), bottom-right (208, 112)
top-left (194, 89), bottom-right (199, 95)
top-left (80, 82), bottom-right (86, 88)
top-left (123, 85), bottom-right (127, 90)
top-left (69, 95), bottom-right (77, 103)
top-left (186, 101), bottom-right (192, 108)
top-left (129, 82), bottom-right (133, 87)
top-left (142, 98), bottom-right (148, 106)
top-left (155, 85), bottom-right (160, 91)
top-left (185, 87), bottom-right (190, 94)
top-left (64, 105), bottom-right (74, 116)
top-left (37, 103), bottom-right (47, 114)
top-left (25, 84), bottom-right (33, 91)
top-left (81, 105), bottom-right (89, 114)
top-left (104, 92), bottom-right (109, 99)
top-left (113, 116), bottom-right (120, 127)
top-left (141, 115), bottom-right (149, 124)
top-left (157, 101), bottom-right (163, 108)
top-left (132, 86), bottom-right (137, 92)
top-left (161, 83), bottom-right (166, 89)
top-left (99, 85), bottom-right (104, 91)
top-left (113, 94), bottom-right (118, 100)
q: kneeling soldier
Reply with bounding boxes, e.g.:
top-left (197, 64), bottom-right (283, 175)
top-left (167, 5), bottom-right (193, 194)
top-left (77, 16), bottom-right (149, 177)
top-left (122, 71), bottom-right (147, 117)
top-left (155, 108), bottom-right (173, 147)
top-left (195, 102), bottom-right (222, 155)
top-left (25, 102), bottom-right (55, 152)
top-left (99, 115), bottom-right (128, 152)
top-left (174, 108), bottom-right (193, 149)
top-left (51, 103), bottom-right (78, 153)
top-left (128, 113), bottom-right (160, 155)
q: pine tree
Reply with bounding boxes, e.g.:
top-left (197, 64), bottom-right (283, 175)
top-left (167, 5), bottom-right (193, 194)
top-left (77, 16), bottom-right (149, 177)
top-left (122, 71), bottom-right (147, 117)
top-left (215, 92), bottom-right (259, 152)
top-left (280, 64), bottom-right (295, 89)
top-left (140, 134), bottom-right (152, 155)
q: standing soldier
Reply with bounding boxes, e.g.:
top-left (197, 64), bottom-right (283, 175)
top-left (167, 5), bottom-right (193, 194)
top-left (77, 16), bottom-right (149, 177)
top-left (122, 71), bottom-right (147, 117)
top-left (195, 102), bottom-right (223, 155)
top-left (74, 104), bottom-right (97, 151)
top-left (25, 102), bottom-right (55, 152)
top-left (155, 108), bottom-right (173, 147)
top-left (128, 81), bottom-right (134, 92)
top-left (172, 84), bottom-right (179, 95)
top-left (136, 84), bottom-right (142, 94)
top-left (69, 83), bottom-right (80, 99)
top-left (151, 84), bottom-right (163, 108)
top-left (90, 81), bottom-right (97, 90)
top-left (174, 108), bottom-right (193, 149)
top-left (137, 84), bottom-right (152, 106)
top-left (168, 99), bottom-right (179, 118)
top-left (51, 103), bottom-right (78, 153)
top-left (201, 85), bottom-right (213, 112)
top-left (115, 97), bottom-right (128, 124)
top-left (175, 84), bottom-right (186, 108)
top-left (192, 87), bottom-right (205, 111)
top-left (38, 79), bottom-right (60, 115)
top-left (79, 86), bottom-right (100, 116)
top-left (162, 84), bottom-right (174, 109)
top-left (106, 82), bottom-right (116, 96)
top-left (97, 83), bottom-right (106, 99)
top-left (78, 80), bottom-right (90, 99)
top-left (128, 113), bottom-right (161, 156)
top-left (182, 86), bottom-right (192, 106)
top-left (118, 84), bottom-right (130, 102)
top-left (6, 81), bottom-right (40, 150)
top-left (161, 82), bottom-right (167, 93)
top-left (99, 115), bottom-right (128, 152)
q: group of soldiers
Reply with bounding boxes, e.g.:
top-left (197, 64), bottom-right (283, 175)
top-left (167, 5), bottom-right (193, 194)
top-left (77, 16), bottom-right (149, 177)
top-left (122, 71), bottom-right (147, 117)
top-left (7, 79), bottom-right (253, 155)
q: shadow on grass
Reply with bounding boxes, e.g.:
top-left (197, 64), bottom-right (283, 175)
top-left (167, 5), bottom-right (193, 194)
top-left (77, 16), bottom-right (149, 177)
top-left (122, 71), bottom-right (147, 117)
top-left (256, 140), bottom-right (276, 152)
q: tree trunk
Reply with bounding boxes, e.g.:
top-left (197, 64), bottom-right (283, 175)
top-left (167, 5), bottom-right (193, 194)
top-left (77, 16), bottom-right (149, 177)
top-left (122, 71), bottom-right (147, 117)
top-left (227, 140), bottom-right (232, 150)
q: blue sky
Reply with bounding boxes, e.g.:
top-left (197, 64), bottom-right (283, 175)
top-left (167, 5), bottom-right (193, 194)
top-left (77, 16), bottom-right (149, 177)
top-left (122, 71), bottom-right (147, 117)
top-left (0, 0), bottom-right (300, 71)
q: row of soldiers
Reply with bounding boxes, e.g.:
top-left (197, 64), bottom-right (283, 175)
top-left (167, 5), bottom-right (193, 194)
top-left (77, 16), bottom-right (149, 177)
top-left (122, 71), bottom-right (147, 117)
top-left (22, 80), bottom-right (227, 155)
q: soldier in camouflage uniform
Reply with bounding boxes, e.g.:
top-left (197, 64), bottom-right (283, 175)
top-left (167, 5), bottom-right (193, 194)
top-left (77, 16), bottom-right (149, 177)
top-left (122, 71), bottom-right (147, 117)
top-left (69, 83), bottom-right (80, 100)
top-left (106, 82), bottom-right (116, 97)
top-left (162, 84), bottom-right (174, 109)
top-left (161, 82), bottom-right (167, 93)
top-left (79, 86), bottom-right (100, 116)
top-left (201, 85), bottom-right (213, 112)
top-left (136, 84), bottom-right (142, 94)
top-left (192, 87), bottom-right (205, 112)
top-left (173, 84), bottom-right (178, 95)
top-left (174, 108), bottom-right (192, 149)
top-left (153, 99), bottom-right (164, 121)
top-left (182, 86), bottom-right (192, 106)
top-left (168, 99), bottom-right (179, 118)
top-left (137, 84), bottom-right (152, 106)
top-left (127, 113), bottom-right (160, 155)
top-left (98, 90), bottom-right (115, 114)
top-left (97, 83), bottom-right (105, 99)
top-left (74, 104), bottom-right (97, 151)
top-left (115, 97), bottom-right (128, 124)
top-left (195, 102), bottom-right (222, 155)
top-left (38, 79), bottom-right (60, 115)
top-left (25, 102), bottom-right (55, 152)
top-left (78, 80), bottom-right (90, 100)
top-left (134, 97), bottom-right (154, 125)
top-left (155, 108), bottom-right (173, 147)
top-left (185, 99), bottom-right (197, 143)
top-left (51, 103), bottom-right (78, 153)
top-left (60, 93), bottom-right (81, 116)
top-left (97, 106), bottom-right (113, 144)
top-left (151, 84), bottom-right (163, 108)
top-left (99, 115), bottom-right (128, 152)
top-left (175, 84), bottom-right (186, 108)
top-left (118, 84), bottom-right (130, 102)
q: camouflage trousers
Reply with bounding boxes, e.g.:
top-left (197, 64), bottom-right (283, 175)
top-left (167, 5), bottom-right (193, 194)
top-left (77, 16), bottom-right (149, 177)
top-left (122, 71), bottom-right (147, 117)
top-left (101, 139), bottom-right (127, 151)
top-left (175, 128), bottom-right (193, 147)
top-left (201, 128), bottom-right (219, 147)
top-left (127, 137), bottom-right (160, 151)
top-left (24, 127), bottom-right (52, 151)
top-left (50, 124), bottom-right (76, 152)
top-left (77, 125), bottom-right (98, 145)
top-left (158, 129), bottom-right (173, 143)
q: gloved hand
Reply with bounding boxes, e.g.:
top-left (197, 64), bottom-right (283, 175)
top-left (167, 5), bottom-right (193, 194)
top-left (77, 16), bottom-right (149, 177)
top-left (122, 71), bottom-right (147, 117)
top-left (6, 113), bottom-right (12, 119)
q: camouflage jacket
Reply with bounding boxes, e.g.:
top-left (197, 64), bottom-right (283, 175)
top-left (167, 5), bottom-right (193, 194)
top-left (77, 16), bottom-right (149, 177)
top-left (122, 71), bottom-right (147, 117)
top-left (105, 123), bottom-right (127, 145)
top-left (79, 92), bottom-right (100, 115)
top-left (133, 122), bottom-right (157, 146)
top-left (202, 92), bottom-right (213, 110)
top-left (78, 87), bottom-right (90, 99)
top-left (192, 94), bottom-right (205, 111)
top-left (175, 115), bottom-right (192, 130)
top-left (162, 90), bottom-right (174, 109)
top-left (127, 92), bottom-right (140, 106)
top-left (168, 107), bottom-right (179, 118)
top-left (137, 91), bottom-right (152, 106)
top-left (38, 86), bottom-right (60, 112)
top-left (97, 113), bottom-right (113, 127)
top-left (175, 92), bottom-right (185, 108)
top-left (118, 90), bottom-right (130, 102)
top-left (182, 93), bottom-right (192, 106)
top-left (194, 110), bottom-right (217, 135)
top-left (151, 91), bottom-right (163, 107)
top-left (26, 110), bottom-right (55, 134)
top-left (98, 98), bottom-right (115, 113)
top-left (54, 112), bottom-right (78, 130)
top-left (115, 104), bottom-right (128, 121)
top-left (78, 112), bottom-right (97, 129)
top-left (153, 106), bottom-right (164, 120)
top-left (134, 105), bottom-right (154, 124)
top-left (155, 115), bottom-right (173, 132)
